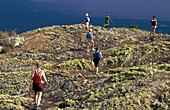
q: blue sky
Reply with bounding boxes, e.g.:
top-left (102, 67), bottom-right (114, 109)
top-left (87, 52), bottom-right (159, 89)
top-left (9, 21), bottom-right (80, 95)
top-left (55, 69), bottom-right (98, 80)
top-left (0, 0), bottom-right (170, 21)
top-left (27, 0), bottom-right (170, 21)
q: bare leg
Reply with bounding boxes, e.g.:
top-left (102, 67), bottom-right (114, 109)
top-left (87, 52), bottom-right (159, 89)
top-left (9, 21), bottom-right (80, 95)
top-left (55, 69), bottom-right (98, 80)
top-left (95, 67), bottom-right (99, 74)
top-left (85, 23), bottom-right (89, 30)
top-left (150, 27), bottom-right (153, 35)
top-left (34, 92), bottom-right (37, 105)
top-left (87, 45), bottom-right (90, 52)
top-left (91, 41), bottom-right (94, 51)
top-left (150, 27), bottom-right (156, 37)
top-left (91, 61), bottom-right (95, 71)
top-left (153, 28), bottom-right (156, 36)
top-left (150, 27), bottom-right (154, 41)
top-left (37, 92), bottom-right (42, 106)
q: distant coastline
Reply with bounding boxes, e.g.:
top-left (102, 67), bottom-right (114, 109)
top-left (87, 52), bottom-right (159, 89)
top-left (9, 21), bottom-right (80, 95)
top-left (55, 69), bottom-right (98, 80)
top-left (0, 17), bottom-right (170, 34)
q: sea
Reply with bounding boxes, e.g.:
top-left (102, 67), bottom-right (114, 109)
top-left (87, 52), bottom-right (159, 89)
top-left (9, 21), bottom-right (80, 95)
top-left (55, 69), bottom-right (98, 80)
top-left (0, 12), bottom-right (170, 34)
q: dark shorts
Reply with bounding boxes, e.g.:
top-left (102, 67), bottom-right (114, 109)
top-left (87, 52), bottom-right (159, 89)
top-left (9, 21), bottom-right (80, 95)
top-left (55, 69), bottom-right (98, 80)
top-left (93, 59), bottom-right (100, 67)
top-left (87, 38), bottom-right (92, 45)
top-left (33, 83), bottom-right (43, 92)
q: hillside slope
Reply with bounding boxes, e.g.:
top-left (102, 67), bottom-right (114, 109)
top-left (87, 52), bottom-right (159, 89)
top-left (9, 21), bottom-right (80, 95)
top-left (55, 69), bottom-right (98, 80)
top-left (0, 24), bottom-right (170, 110)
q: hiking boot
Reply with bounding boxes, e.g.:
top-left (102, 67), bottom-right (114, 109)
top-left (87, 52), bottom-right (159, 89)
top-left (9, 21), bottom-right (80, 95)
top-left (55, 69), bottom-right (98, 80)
top-left (33, 105), bottom-right (41, 110)
top-left (36, 106), bottom-right (41, 110)
top-left (94, 71), bottom-right (98, 75)
top-left (33, 104), bottom-right (37, 110)
top-left (150, 36), bottom-right (155, 41)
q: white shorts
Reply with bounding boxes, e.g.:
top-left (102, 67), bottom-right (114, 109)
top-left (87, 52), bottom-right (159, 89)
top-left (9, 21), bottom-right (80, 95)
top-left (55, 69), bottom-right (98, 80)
top-left (151, 26), bottom-right (157, 29)
top-left (85, 22), bottom-right (90, 28)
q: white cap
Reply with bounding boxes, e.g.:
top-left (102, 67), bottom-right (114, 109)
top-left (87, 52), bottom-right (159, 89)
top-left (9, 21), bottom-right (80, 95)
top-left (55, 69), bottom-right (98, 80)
top-left (89, 29), bottom-right (92, 32)
top-left (85, 13), bottom-right (89, 17)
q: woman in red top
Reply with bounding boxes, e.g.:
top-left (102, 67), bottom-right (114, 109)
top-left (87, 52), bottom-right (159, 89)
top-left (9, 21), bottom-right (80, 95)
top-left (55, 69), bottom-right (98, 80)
top-left (31, 63), bottom-right (48, 109)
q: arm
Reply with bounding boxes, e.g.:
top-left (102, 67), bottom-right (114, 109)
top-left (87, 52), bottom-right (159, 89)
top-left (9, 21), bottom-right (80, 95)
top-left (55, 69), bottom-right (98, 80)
top-left (42, 71), bottom-right (48, 85)
top-left (91, 33), bottom-right (94, 41)
top-left (31, 70), bottom-right (35, 79)
top-left (100, 52), bottom-right (103, 58)
top-left (92, 35), bottom-right (94, 41)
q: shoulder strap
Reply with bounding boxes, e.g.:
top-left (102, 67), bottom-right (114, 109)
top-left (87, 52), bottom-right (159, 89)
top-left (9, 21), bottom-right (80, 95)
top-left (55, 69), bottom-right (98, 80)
top-left (34, 69), bottom-right (42, 76)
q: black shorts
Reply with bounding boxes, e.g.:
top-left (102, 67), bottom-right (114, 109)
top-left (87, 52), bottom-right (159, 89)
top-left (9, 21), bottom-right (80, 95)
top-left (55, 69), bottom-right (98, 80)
top-left (93, 59), bottom-right (100, 67)
top-left (33, 83), bottom-right (43, 92)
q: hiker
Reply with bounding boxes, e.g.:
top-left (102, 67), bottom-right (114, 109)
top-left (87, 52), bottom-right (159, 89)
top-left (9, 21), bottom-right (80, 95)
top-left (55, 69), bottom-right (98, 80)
top-left (86, 28), bottom-right (95, 52)
top-left (92, 47), bottom-right (102, 74)
top-left (150, 16), bottom-right (158, 36)
top-left (31, 63), bottom-right (48, 109)
top-left (104, 14), bottom-right (110, 28)
top-left (84, 13), bottom-right (90, 30)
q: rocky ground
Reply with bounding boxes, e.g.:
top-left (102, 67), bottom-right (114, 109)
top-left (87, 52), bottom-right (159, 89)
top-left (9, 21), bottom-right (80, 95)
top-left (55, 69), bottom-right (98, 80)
top-left (0, 24), bottom-right (170, 110)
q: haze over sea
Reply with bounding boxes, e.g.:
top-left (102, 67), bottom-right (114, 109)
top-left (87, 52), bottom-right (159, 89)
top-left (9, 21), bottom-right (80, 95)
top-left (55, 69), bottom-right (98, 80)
top-left (0, 0), bottom-right (170, 34)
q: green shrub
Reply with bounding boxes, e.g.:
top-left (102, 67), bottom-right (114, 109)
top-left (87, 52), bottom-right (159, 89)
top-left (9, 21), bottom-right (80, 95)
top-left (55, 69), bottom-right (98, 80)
top-left (0, 46), bottom-right (9, 54)
top-left (130, 24), bottom-right (139, 29)
top-left (0, 32), bottom-right (10, 39)
top-left (0, 31), bottom-right (2, 37)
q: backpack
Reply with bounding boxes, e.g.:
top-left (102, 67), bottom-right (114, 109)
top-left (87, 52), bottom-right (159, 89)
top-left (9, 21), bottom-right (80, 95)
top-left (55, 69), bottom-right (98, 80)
top-left (32, 70), bottom-right (42, 85)
top-left (151, 19), bottom-right (156, 26)
top-left (94, 51), bottom-right (101, 60)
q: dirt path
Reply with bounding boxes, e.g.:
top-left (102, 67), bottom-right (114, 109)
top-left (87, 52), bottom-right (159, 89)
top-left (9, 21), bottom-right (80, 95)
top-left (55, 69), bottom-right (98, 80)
top-left (18, 34), bottom-right (51, 52)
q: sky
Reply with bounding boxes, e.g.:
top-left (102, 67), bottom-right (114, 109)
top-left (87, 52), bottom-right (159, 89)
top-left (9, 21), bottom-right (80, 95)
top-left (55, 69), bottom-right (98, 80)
top-left (0, 0), bottom-right (170, 21)
top-left (28, 0), bottom-right (170, 21)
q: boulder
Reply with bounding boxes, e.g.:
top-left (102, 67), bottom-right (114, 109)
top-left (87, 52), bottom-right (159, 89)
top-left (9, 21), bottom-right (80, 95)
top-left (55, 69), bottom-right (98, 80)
top-left (0, 37), bottom-right (25, 47)
top-left (0, 46), bottom-right (3, 53)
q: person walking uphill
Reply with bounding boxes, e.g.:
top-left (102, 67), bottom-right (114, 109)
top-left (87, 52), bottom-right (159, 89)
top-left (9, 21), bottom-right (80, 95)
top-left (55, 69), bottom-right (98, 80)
top-left (86, 28), bottom-right (95, 52)
top-left (84, 13), bottom-right (90, 30)
top-left (31, 63), bottom-right (48, 109)
top-left (93, 47), bottom-right (102, 74)
top-left (150, 16), bottom-right (158, 37)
